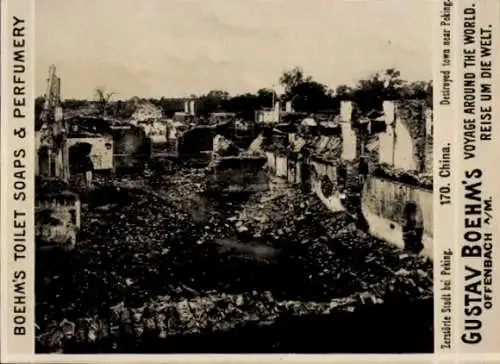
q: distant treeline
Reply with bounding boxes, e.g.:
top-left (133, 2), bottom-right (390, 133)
top-left (36, 67), bottom-right (432, 122)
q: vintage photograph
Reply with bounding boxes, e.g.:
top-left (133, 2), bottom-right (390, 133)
top-left (34, 0), bottom-right (434, 354)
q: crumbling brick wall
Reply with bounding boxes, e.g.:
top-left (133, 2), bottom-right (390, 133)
top-left (36, 193), bottom-right (80, 248)
top-left (395, 100), bottom-right (431, 173)
top-left (207, 156), bottom-right (270, 193)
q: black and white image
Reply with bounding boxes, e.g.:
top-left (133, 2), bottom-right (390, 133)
top-left (34, 0), bottom-right (434, 354)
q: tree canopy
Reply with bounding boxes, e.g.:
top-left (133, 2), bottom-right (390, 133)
top-left (39, 67), bottom-right (431, 121)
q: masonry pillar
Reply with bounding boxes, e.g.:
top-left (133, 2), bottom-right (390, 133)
top-left (340, 101), bottom-right (356, 161)
top-left (380, 101), bottom-right (396, 166)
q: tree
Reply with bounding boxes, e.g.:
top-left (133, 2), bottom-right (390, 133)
top-left (398, 80), bottom-right (433, 104)
top-left (206, 90), bottom-right (230, 101)
top-left (256, 88), bottom-right (276, 108)
top-left (289, 81), bottom-right (334, 113)
top-left (198, 90), bottom-right (231, 115)
top-left (279, 67), bottom-right (312, 95)
top-left (225, 93), bottom-right (259, 120)
top-left (349, 68), bottom-right (405, 112)
top-left (278, 67), bottom-right (334, 112)
top-left (381, 68), bottom-right (404, 96)
top-left (348, 68), bottom-right (432, 113)
top-left (94, 87), bottom-right (115, 116)
top-left (335, 85), bottom-right (353, 99)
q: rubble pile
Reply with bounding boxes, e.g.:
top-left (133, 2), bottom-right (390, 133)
top-left (36, 176), bottom-right (80, 248)
top-left (36, 166), bottom-right (432, 353)
top-left (35, 290), bottom-right (355, 352)
top-left (36, 176), bottom-right (73, 196)
top-left (37, 268), bottom-right (427, 354)
top-left (262, 133), bottom-right (290, 156)
top-left (226, 178), bottom-right (432, 301)
top-left (374, 163), bottom-right (433, 189)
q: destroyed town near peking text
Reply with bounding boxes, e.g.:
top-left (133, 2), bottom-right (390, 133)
top-left (34, 1), bottom-right (434, 354)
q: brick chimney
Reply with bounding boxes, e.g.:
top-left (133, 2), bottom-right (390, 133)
top-left (340, 101), bottom-right (356, 161)
top-left (379, 101), bottom-right (396, 166)
top-left (340, 101), bottom-right (353, 122)
top-left (274, 101), bottom-right (280, 123)
top-left (189, 100), bottom-right (196, 116)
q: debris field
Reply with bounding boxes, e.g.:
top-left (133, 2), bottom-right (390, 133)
top-left (36, 165), bottom-right (433, 353)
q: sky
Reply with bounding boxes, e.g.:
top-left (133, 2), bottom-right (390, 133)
top-left (35, 0), bottom-right (433, 100)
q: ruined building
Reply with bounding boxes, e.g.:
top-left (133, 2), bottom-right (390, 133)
top-left (262, 99), bottom-right (434, 256)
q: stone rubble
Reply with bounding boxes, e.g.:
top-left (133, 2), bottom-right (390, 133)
top-left (36, 165), bottom-right (432, 353)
